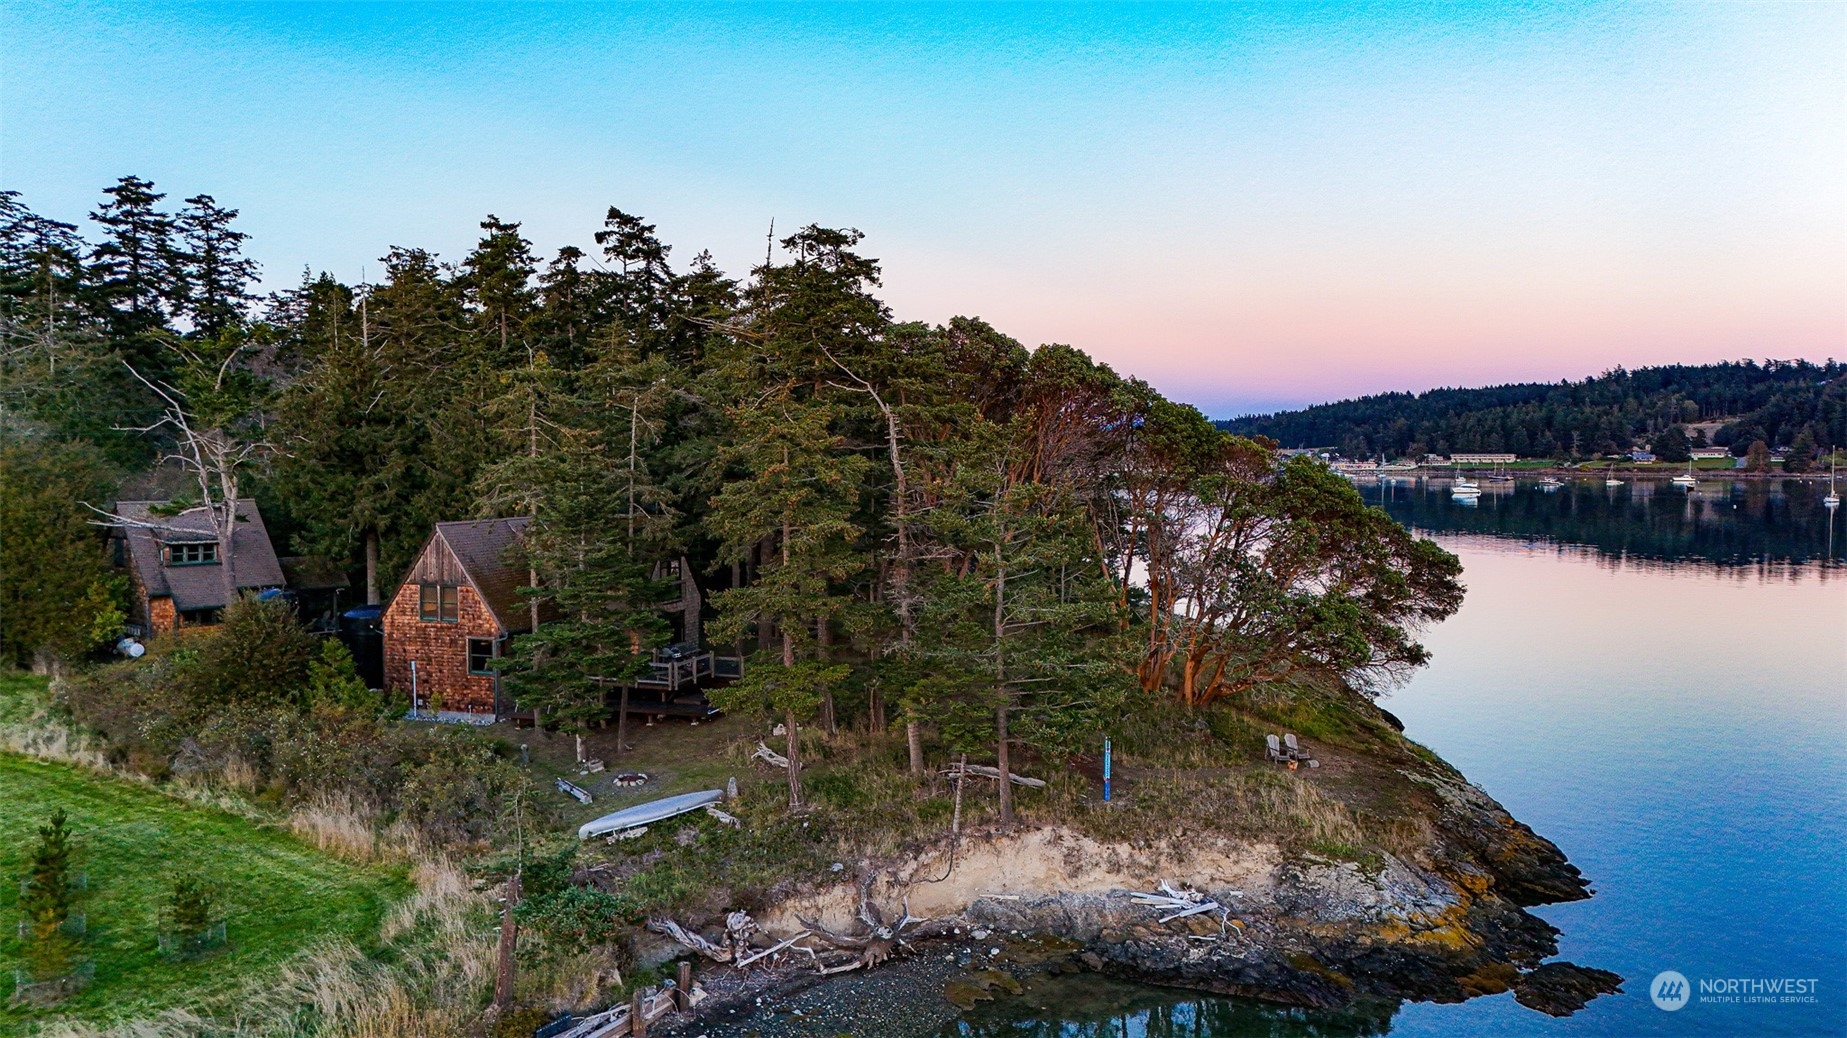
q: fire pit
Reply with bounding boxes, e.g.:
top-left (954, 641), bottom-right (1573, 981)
top-left (611, 772), bottom-right (649, 787)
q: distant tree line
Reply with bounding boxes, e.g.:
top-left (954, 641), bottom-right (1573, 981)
top-left (1221, 362), bottom-right (1847, 464)
top-left (2, 178), bottom-right (1462, 823)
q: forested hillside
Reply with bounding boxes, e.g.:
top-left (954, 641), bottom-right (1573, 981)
top-left (0, 177), bottom-right (1461, 816)
top-left (1221, 362), bottom-right (1846, 463)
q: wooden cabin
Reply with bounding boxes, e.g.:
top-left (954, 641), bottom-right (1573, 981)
top-left (112, 499), bottom-right (285, 635)
top-left (382, 518), bottom-right (539, 717)
top-left (383, 517), bottom-right (717, 720)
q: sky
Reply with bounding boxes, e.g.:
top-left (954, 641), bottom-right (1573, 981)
top-left (3, 1), bottom-right (1842, 417)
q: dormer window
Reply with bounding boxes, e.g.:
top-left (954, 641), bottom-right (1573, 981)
top-left (166, 542), bottom-right (218, 566)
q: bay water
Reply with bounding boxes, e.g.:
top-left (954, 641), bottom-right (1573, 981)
top-left (944, 477), bottom-right (1847, 1037)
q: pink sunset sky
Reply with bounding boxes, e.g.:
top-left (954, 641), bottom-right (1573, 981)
top-left (6, 1), bottom-right (1842, 415)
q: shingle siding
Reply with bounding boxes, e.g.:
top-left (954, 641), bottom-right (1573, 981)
top-left (382, 519), bottom-right (541, 717)
top-left (382, 580), bottom-right (502, 714)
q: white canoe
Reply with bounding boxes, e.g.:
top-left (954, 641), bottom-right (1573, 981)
top-left (577, 789), bottom-right (724, 840)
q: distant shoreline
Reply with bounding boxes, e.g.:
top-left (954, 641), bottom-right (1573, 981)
top-left (1351, 467), bottom-right (1831, 482)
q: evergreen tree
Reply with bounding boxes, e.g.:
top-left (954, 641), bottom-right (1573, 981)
top-left (19, 809), bottom-right (81, 980)
top-left (1652, 425), bottom-right (1691, 463)
top-left (175, 194), bottom-right (258, 336)
top-left (460, 215), bottom-right (538, 365)
top-left (705, 227), bottom-right (887, 808)
top-left (88, 175), bottom-right (180, 368)
top-left (0, 439), bottom-right (125, 666)
top-left (1785, 429), bottom-right (1816, 474)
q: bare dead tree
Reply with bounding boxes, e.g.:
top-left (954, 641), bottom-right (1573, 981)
top-left (91, 358), bottom-right (272, 610)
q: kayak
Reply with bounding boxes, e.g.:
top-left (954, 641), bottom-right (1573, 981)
top-left (577, 789), bottom-right (725, 840)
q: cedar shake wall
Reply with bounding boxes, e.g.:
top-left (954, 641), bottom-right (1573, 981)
top-left (383, 583), bottom-right (501, 714)
top-left (147, 595), bottom-right (177, 633)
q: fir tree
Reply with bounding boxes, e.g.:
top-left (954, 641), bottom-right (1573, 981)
top-left (175, 194), bottom-right (258, 337)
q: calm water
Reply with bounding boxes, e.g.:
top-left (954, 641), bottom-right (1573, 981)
top-left (944, 478), bottom-right (1847, 1037)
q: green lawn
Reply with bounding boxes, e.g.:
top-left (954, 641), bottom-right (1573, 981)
top-left (0, 718), bottom-right (408, 1030)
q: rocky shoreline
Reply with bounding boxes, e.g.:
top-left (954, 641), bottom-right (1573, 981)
top-left (647, 763), bottom-right (1621, 1036)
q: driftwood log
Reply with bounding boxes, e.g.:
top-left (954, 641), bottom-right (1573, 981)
top-left (647, 911), bottom-right (806, 970)
top-left (942, 762), bottom-right (1046, 788)
top-left (1125, 880), bottom-right (1241, 933)
top-left (799, 873), bottom-right (955, 970)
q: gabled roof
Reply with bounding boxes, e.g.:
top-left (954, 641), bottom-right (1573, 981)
top-left (434, 517), bottom-right (534, 632)
top-left (114, 499), bottom-right (286, 611)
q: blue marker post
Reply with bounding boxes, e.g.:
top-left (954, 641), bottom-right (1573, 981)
top-left (1102, 737), bottom-right (1112, 802)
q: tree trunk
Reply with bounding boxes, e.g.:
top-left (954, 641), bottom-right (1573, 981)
top-left (993, 545), bottom-right (1012, 827)
top-left (784, 707), bottom-right (803, 811)
top-left (364, 528), bottom-right (379, 605)
top-left (995, 704), bottom-right (1013, 828)
top-left (907, 719), bottom-right (924, 777)
top-left (217, 498), bottom-right (238, 616)
top-left (817, 617), bottom-right (837, 736)
top-left (616, 684), bottom-right (630, 756)
top-left (492, 869), bottom-right (521, 1011)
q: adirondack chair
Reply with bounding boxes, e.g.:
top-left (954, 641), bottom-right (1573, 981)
top-left (1282, 733), bottom-right (1320, 769)
top-left (1265, 734), bottom-right (1288, 762)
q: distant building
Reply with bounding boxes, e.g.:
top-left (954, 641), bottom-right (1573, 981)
top-left (110, 499), bottom-right (285, 634)
top-left (1448, 453), bottom-right (1517, 465)
top-left (1629, 450), bottom-right (1656, 462)
top-left (1690, 447), bottom-right (1730, 460)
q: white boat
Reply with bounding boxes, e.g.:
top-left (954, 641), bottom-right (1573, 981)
top-left (1827, 459), bottom-right (1840, 509)
top-left (1605, 463), bottom-right (1624, 487)
top-left (1450, 464), bottom-right (1480, 497)
top-left (1538, 475), bottom-right (1565, 491)
top-left (1672, 460), bottom-right (1698, 488)
top-left (578, 789), bottom-right (724, 840)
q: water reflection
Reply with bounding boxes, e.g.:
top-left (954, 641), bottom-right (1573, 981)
top-left (941, 973), bottom-right (1396, 1037)
top-left (1357, 478), bottom-right (1842, 569)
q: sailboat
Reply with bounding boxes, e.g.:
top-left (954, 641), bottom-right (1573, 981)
top-left (1826, 458), bottom-right (1840, 509)
top-left (1672, 459), bottom-right (1698, 488)
top-left (1604, 462), bottom-right (1624, 487)
top-left (1451, 464), bottom-right (1481, 498)
top-left (1488, 460), bottom-right (1514, 484)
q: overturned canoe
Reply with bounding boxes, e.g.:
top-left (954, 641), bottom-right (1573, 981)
top-left (577, 789), bottom-right (725, 840)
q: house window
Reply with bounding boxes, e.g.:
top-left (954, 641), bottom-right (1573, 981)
top-left (179, 607), bottom-right (221, 625)
top-left (419, 584), bottom-right (460, 622)
top-left (467, 638), bottom-right (497, 675)
top-left (167, 542), bottom-right (218, 566)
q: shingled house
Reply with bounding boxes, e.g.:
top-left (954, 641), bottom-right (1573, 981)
top-left (381, 518), bottom-right (540, 717)
top-left (112, 499), bottom-right (286, 634)
top-left (383, 517), bottom-right (712, 719)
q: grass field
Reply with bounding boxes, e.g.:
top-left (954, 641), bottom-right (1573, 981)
top-left (0, 680), bottom-right (409, 1032)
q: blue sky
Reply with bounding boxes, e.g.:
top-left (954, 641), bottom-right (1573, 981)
top-left (4, 1), bottom-right (1841, 416)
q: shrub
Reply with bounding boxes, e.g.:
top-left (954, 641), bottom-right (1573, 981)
top-left (175, 596), bottom-right (316, 709)
top-left (516, 886), bottom-right (637, 948)
top-left (307, 638), bottom-right (387, 714)
top-left (399, 734), bottom-right (526, 845)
